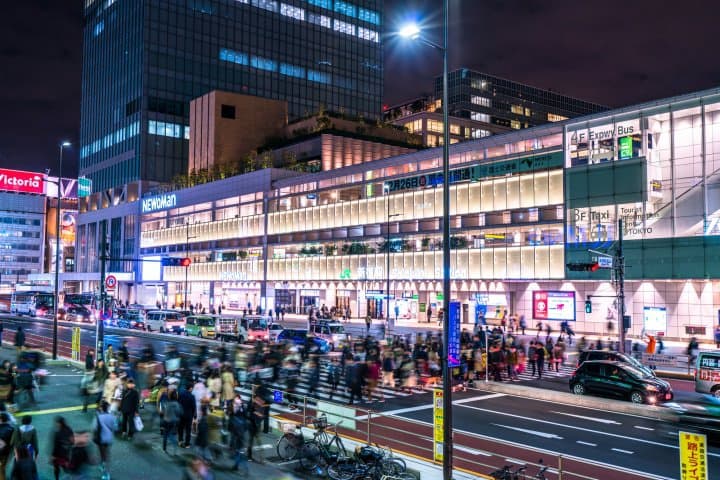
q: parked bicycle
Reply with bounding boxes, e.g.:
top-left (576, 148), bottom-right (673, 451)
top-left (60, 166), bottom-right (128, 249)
top-left (299, 417), bottom-right (350, 471)
top-left (277, 414), bottom-right (348, 461)
top-left (326, 445), bottom-right (407, 480)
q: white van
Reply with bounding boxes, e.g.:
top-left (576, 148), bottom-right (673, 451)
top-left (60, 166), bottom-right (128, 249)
top-left (696, 350), bottom-right (720, 397)
top-left (145, 310), bottom-right (186, 333)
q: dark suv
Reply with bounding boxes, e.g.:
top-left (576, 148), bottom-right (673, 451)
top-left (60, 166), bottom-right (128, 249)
top-left (570, 360), bottom-right (673, 404)
top-left (578, 350), bottom-right (655, 377)
top-left (276, 329), bottom-right (331, 353)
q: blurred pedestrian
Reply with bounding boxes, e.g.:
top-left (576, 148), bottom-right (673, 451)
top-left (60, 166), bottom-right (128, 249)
top-left (13, 327), bottom-right (25, 356)
top-left (50, 417), bottom-right (73, 480)
top-left (119, 379), bottom-right (140, 440)
top-left (10, 415), bottom-right (37, 461)
top-left (178, 384), bottom-right (196, 449)
top-left (0, 413), bottom-right (14, 480)
top-left (85, 349), bottom-right (96, 372)
top-left (10, 445), bottom-right (37, 480)
top-left (183, 456), bottom-right (215, 480)
top-left (93, 401), bottom-right (117, 477)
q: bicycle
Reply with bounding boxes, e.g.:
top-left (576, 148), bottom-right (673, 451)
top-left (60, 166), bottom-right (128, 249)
top-left (299, 419), bottom-right (349, 471)
top-left (326, 445), bottom-right (407, 480)
top-left (277, 414), bottom-right (345, 461)
top-left (489, 464), bottom-right (527, 480)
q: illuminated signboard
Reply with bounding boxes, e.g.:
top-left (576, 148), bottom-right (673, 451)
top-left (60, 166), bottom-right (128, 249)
top-left (532, 290), bottom-right (576, 321)
top-left (141, 193), bottom-right (177, 213)
top-left (643, 306), bottom-right (667, 332)
top-left (0, 168), bottom-right (45, 195)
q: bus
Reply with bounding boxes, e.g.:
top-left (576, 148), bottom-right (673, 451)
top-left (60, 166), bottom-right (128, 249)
top-left (64, 293), bottom-right (117, 318)
top-left (10, 291), bottom-right (55, 317)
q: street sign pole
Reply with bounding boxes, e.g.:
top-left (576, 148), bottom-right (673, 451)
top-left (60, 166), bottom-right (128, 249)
top-left (617, 219), bottom-right (626, 353)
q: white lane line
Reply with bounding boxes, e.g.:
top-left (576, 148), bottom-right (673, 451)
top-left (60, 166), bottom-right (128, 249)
top-left (577, 441), bottom-right (597, 447)
top-left (634, 426), bottom-right (654, 431)
top-left (503, 458), bottom-right (525, 465)
top-left (359, 393), bottom-right (506, 420)
top-left (612, 448), bottom-right (634, 454)
top-left (493, 424), bottom-right (563, 440)
top-left (454, 445), bottom-right (491, 456)
top-left (456, 403), bottom-right (712, 453)
top-left (454, 393), bottom-right (507, 404)
top-left (550, 411), bottom-right (621, 425)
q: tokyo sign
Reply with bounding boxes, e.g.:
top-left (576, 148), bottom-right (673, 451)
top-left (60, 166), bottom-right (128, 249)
top-left (0, 168), bottom-right (45, 195)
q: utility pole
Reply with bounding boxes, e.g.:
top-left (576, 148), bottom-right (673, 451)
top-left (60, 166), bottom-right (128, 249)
top-left (617, 218), bottom-right (626, 353)
top-left (97, 220), bottom-right (107, 362)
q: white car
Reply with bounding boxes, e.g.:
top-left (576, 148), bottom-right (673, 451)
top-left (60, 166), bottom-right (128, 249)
top-left (268, 323), bottom-right (284, 342)
top-left (145, 310), bottom-right (186, 333)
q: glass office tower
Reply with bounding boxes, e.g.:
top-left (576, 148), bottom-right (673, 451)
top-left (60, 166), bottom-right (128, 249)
top-left (438, 69), bottom-right (607, 130)
top-left (80, 0), bottom-right (384, 191)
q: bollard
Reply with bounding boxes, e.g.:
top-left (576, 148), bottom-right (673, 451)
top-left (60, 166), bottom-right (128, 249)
top-left (558, 455), bottom-right (563, 480)
top-left (367, 410), bottom-right (372, 445)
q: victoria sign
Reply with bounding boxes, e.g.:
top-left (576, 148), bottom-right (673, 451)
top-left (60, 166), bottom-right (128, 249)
top-left (0, 168), bottom-right (45, 195)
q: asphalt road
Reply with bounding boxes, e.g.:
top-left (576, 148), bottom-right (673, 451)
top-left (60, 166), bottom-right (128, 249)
top-left (3, 314), bottom-right (718, 479)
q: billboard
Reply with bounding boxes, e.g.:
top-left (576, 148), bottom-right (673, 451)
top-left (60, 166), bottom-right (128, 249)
top-left (533, 290), bottom-right (576, 321)
top-left (0, 168), bottom-right (45, 195)
top-left (643, 306), bottom-right (667, 332)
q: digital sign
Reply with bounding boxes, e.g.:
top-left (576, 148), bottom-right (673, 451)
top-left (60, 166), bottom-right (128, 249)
top-left (532, 290), bottom-right (576, 321)
top-left (0, 168), bottom-right (45, 195)
top-left (643, 306), bottom-right (667, 332)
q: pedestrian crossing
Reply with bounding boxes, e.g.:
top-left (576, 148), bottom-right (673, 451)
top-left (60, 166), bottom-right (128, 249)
top-left (476, 362), bottom-right (576, 384)
top-left (232, 364), bottom-right (430, 413)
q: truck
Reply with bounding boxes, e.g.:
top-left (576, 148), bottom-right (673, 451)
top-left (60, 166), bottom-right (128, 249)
top-left (216, 317), bottom-right (249, 343)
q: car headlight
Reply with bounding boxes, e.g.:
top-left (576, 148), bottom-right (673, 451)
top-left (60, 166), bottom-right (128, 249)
top-left (645, 385), bottom-right (659, 392)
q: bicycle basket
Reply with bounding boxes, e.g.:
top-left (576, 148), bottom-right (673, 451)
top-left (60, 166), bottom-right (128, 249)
top-left (282, 422), bottom-right (298, 434)
top-left (313, 416), bottom-right (328, 430)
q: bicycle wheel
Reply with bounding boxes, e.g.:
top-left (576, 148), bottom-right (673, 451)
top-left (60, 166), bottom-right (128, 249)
top-left (327, 458), bottom-right (358, 480)
top-left (276, 434), bottom-right (300, 460)
top-left (300, 441), bottom-right (322, 471)
top-left (380, 458), bottom-right (406, 476)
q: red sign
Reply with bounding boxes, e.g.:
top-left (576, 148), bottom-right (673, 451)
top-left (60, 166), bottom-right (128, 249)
top-left (0, 168), bottom-right (45, 195)
top-left (532, 290), bottom-right (576, 321)
top-left (105, 275), bottom-right (117, 289)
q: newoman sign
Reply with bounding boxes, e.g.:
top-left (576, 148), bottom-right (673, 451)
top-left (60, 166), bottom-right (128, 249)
top-left (0, 168), bottom-right (45, 195)
top-left (142, 193), bottom-right (177, 213)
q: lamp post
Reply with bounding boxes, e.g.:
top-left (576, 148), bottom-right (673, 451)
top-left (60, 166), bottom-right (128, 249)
top-left (400, 3), bottom-right (452, 477)
top-left (53, 141), bottom-right (71, 360)
top-left (184, 222), bottom-right (197, 309)
top-left (384, 185), bottom-right (401, 331)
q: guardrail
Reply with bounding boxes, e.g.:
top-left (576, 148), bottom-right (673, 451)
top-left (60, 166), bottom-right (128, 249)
top-left (260, 388), bottom-right (669, 480)
top-left (3, 329), bottom-right (90, 363)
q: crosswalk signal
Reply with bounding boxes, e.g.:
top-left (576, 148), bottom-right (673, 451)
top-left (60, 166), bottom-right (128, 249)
top-left (180, 257), bottom-right (192, 267)
top-left (585, 299), bottom-right (592, 313)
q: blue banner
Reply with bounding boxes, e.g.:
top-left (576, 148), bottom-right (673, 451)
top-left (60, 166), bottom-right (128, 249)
top-left (447, 301), bottom-right (461, 367)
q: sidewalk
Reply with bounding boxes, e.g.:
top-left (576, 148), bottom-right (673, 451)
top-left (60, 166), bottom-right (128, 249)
top-left (0, 347), bottom-right (299, 480)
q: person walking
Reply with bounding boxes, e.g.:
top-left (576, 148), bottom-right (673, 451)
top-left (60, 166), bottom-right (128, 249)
top-left (178, 384), bottom-right (196, 449)
top-left (536, 342), bottom-right (546, 380)
top-left (0, 320), bottom-right (4, 346)
top-left (85, 349), bottom-right (96, 372)
top-left (327, 358), bottom-right (341, 400)
top-left (519, 315), bottom-right (526, 335)
top-left (0, 413), bottom-right (14, 480)
top-left (228, 395), bottom-right (248, 472)
top-left (10, 415), bottom-right (37, 461)
top-left (13, 327), bottom-right (25, 356)
top-left (161, 389), bottom-right (182, 454)
top-left (50, 417), bottom-right (73, 480)
top-left (365, 315), bottom-right (371, 335)
top-left (10, 445), bottom-right (37, 480)
top-left (527, 341), bottom-right (537, 377)
top-left (93, 401), bottom-right (117, 477)
top-left (119, 379), bottom-right (140, 440)
top-left (426, 306), bottom-right (432, 324)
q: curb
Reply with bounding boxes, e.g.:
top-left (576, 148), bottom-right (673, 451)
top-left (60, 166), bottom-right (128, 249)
top-left (656, 370), bottom-right (693, 381)
top-left (472, 381), bottom-right (677, 421)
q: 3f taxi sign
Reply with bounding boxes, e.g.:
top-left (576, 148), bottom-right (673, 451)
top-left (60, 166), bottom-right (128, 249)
top-left (679, 431), bottom-right (708, 480)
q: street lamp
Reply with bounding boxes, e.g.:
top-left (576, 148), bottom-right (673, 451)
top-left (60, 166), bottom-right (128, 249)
top-left (384, 184), bottom-right (402, 331)
top-left (400, 4), bottom-right (452, 478)
top-left (53, 141), bottom-right (72, 360)
top-left (184, 222), bottom-right (197, 310)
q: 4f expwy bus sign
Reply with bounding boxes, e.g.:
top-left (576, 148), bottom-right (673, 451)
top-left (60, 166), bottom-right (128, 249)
top-left (0, 168), bottom-right (45, 195)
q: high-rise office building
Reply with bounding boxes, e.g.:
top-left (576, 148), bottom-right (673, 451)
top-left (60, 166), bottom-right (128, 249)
top-left (437, 69), bottom-right (607, 130)
top-left (80, 0), bottom-right (384, 191)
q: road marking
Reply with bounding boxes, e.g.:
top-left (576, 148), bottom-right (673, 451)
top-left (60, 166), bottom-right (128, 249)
top-left (612, 448), bottom-right (634, 454)
top-left (360, 393), bottom-right (506, 420)
top-left (48, 374), bottom-right (85, 377)
top-left (634, 425), bottom-right (654, 431)
top-left (577, 441), bottom-right (597, 447)
top-left (550, 411), bottom-right (620, 425)
top-left (493, 424), bottom-right (563, 440)
top-left (16, 403), bottom-right (97, 417)
top-left (454, 393), bottom-right (506, 404)
top-left (456, 403), bottom-right (707, 453)
top-left (454, 445), bottom-right (491, 456)
top-left (502, 458), bottom-right (525, 464)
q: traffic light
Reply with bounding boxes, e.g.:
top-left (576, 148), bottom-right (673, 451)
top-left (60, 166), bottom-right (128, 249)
top-left (585, 299), bottom-right (592, 313)
top-left (567, 262), bottom-right (600, 272)
top-left (161, 257), bottom-right (192, 267)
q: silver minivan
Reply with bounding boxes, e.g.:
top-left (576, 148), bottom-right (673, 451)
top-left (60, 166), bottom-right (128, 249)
top-left (696, 351), bottom-right (720, 397)
top-left (309, 321), bottom-right (349, 350)
top-left (145, 310), bottom-right (186, 333)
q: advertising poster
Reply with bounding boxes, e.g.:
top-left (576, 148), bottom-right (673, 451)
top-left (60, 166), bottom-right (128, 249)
top-left (533, 291), bottom-right (576, 321)
top-left (447, 301), bottom-right (461, 367)
top-left (679, 431), bottom-right (708, 480)
top-left (643, 306), bottom-right (667, 332)
top-left (433, 389), bottom-right (443, 463)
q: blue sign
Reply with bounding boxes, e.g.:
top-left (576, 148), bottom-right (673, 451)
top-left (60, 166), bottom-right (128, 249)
top-left (273, 390), bottom-right (283, 403)
top-left (447, 301), bottom-right (461, 368)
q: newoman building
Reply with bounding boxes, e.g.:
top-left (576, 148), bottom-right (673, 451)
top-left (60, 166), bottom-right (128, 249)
top-left (78, 87), bottom-right (720, 341)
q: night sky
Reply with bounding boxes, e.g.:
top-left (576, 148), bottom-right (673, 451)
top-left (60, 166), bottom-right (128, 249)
top-left (1, 0), bottom-right (719, 179)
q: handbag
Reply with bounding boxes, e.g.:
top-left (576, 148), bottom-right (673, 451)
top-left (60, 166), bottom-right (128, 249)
top-left (133, 415), bottom-right (144, 432)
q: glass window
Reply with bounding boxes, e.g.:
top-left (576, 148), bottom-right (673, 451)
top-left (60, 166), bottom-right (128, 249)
top-left (358, 27), bottom-right (378, 42)
top-left (280, 3), bottom-right (305, 20)
top-left (280, 63), bottom-right (305, 78)
top-left (358, 7), bottom-right (380, 25)
top-left (471, 96), bottom-right (491, 107)
top-left (308, 12), bottom-right (331, 27)
top-left (334, 1), bottom-right (356, 17)
top-left (333, 19), bottom-right (355, 35)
